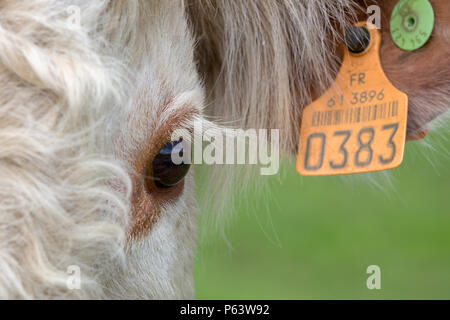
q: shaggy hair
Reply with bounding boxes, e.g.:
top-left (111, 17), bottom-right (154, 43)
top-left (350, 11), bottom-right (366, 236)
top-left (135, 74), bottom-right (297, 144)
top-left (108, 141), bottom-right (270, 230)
top-left (0, 1), bottom-right (132, 298)
top-left (187, 0), bottom-right (360, 152)
top-left (0, 0), bottom-right (447, 299)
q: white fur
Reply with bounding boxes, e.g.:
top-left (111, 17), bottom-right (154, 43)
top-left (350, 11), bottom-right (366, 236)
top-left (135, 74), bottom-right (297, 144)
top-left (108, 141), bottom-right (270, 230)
top-left (0, 0), bottom-right (202, 299)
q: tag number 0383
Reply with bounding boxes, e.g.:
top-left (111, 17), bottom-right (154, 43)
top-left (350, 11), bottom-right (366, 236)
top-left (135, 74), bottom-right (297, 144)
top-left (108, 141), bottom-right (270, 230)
top-left (303, 123), bottom-right (399, 171)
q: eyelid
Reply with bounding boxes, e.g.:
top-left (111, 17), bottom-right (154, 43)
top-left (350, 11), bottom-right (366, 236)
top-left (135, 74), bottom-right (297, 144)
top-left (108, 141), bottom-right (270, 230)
top-left (135, 107), bottom-right (198, 172)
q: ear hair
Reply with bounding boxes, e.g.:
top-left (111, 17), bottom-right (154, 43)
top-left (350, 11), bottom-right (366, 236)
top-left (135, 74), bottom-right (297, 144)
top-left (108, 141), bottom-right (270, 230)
top-left (187, 0), bottom-right (360, 153)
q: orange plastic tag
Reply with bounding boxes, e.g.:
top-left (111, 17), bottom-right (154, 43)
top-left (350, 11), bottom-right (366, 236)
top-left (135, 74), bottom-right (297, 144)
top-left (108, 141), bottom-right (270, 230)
top-left (297, 22), bottom-right (408, 176)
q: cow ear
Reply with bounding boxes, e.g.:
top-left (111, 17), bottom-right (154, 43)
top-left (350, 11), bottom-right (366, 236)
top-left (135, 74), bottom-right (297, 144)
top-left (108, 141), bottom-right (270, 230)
top-left (187, 0), bottom-right (449, 152)
top-left (377, 0), bottom-right (450, 139)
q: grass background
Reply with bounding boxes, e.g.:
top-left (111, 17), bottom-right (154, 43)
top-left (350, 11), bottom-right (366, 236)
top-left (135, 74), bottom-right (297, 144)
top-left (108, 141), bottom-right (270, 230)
top-left (194, 126), bottom-right (450, 299)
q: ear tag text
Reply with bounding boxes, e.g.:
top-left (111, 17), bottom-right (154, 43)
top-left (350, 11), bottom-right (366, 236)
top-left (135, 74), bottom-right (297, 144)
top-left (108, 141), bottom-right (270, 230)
top-left (297, 22), bottom-right (408, 176)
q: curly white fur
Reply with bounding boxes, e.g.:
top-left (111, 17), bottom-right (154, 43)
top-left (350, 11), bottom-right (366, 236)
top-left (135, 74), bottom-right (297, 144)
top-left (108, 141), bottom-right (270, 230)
top-left (0, 0), bottom-right (205, 299)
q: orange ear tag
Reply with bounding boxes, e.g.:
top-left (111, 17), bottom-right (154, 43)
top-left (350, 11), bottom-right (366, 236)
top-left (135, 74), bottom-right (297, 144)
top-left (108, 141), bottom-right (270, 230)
top-left (297, 22), bottom-right (408, 176)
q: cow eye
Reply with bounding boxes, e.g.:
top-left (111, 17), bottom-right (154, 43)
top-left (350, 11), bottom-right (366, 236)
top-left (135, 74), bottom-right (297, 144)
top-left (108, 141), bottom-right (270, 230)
top-left (149, 139), bottom-right (190, 189)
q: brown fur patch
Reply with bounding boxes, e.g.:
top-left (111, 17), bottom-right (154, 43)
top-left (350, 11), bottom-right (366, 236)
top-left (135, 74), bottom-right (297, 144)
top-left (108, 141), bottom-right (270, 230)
top-left (362, 0), bottom-right (450, 138)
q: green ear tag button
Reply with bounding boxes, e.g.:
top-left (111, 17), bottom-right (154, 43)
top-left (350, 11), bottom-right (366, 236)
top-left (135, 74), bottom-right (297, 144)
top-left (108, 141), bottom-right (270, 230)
top-left (390, 0), bottom-right (435, 51)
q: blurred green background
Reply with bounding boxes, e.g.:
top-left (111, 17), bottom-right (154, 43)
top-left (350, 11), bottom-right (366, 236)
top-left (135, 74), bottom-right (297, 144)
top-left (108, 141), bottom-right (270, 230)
top-left (194, 126), bottom-right (450, 299)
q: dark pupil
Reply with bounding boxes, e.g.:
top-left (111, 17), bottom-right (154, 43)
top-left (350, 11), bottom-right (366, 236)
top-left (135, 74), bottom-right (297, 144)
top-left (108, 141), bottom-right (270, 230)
top-left (152, 139), bottom-right (190, 188)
